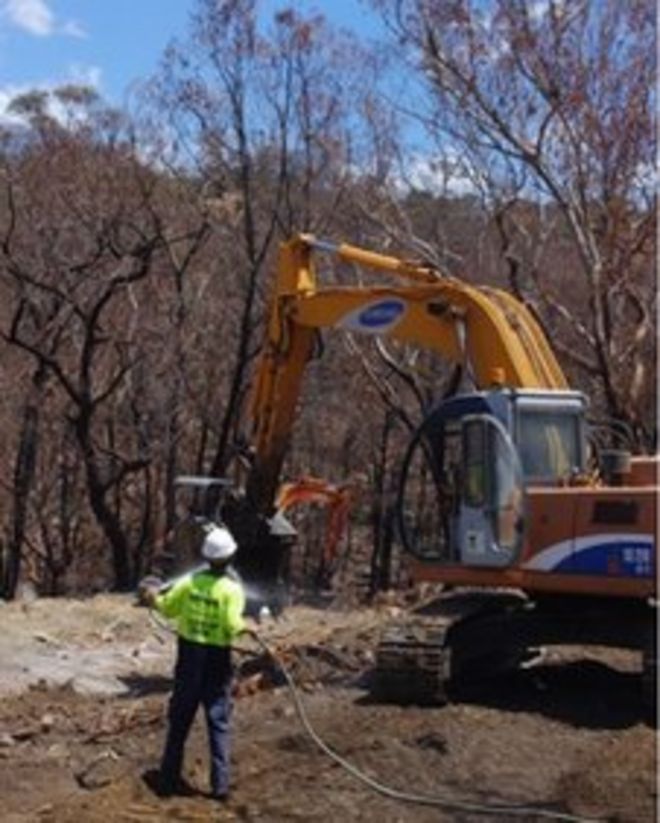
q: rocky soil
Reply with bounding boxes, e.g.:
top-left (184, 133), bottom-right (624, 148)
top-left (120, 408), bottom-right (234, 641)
top-left (0, 593), bottom-right (656, 822)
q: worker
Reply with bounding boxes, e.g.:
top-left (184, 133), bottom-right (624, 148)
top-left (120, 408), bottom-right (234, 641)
top-left (143, 524), bottom-right (248, 802)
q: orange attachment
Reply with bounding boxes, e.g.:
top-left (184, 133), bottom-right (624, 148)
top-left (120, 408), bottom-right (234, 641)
top-left (275, 476), bottom-right (356, 569)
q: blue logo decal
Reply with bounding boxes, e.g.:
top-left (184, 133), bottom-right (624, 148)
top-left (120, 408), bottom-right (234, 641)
top-left (554, 541), bottom-right (654, 578)
top-left (357, 300), bottom-right (406, 329)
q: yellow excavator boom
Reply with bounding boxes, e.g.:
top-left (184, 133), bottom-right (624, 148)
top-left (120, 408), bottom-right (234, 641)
top-left (244, 234), bottom-right (568, 512)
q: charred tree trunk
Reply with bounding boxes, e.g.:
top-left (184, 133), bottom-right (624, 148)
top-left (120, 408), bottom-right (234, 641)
top-left (2, 364), bottom-right (47, 599)
top-left (73, 410), bottom-right (132, 591)
top-left (369, 411), bottom-right (395, 596)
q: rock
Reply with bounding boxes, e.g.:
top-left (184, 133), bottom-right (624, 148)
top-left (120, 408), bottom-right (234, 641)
top-left (385, 606), bottom-right (403, 618)
top-left (46, 743), bottom-right (68, 758)
top-left (33, 632), bottom-right (61, 646)
top-left (414, 732), bottom-right (448, 754)
top-left (100, 618), bottom-right (132, 643)
top-left (40, 713), bottom-right (55, 733)
top-left (72, 676), bottom-right (128, 697)
top-left (277, 732), bottom-right (313, 753)
top-left (235, 803), bottom-right (259, 820)
top-left (13, 727), bottom-right (37, 741)
top-left (75, 751), bottom-right (123, 789)
top-left (18, 582), bottom-right (38, 602)
top-left (0, 732), bottom-right (16, 748)
top-left (272, 704), bottom-right (295, 720)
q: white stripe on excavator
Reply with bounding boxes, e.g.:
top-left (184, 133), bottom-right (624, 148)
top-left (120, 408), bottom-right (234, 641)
top-left (522, 533), bottom-right (654, 571)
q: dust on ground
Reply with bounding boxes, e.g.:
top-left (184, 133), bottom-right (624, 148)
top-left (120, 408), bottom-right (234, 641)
top-left (0, 593), bottom-right (656, 822)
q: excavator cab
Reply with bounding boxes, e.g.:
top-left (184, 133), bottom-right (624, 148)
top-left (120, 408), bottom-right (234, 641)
top-left (398, 389), bottom-right (588, 569)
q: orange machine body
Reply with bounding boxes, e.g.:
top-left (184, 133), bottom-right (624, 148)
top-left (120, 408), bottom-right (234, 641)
top-left (408, 455), bottom-right (657, 600)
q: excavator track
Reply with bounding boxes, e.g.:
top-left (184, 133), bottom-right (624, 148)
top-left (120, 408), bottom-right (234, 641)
top-left (372, 591), bottom-right (657, 709)
top-left (372, 590), bottom-right (529, 705)
top-left (373, 618), bottom-right (451, 705)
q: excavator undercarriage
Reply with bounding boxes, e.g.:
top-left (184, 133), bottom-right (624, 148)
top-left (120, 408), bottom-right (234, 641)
top-left (373, 589), bottom-right (657, 709)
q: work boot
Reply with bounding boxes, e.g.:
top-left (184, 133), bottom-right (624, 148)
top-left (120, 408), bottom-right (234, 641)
top-left (156, 774), bottom-right (196, 798)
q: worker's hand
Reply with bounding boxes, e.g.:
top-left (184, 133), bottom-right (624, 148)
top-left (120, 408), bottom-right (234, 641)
top-left (137, 576), bottom-right (162, 608)
top-left (143, 588), bottom-right (159, 608)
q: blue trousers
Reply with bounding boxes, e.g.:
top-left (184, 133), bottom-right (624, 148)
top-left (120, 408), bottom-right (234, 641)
top-left (160, 637), bottom-right (233, 795)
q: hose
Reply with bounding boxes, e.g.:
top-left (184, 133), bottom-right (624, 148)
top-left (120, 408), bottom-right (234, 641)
top-left (147, 606), bottom-right (174, 640)
top-left (147, 608), bottom-right (600, 822)
top-left (249, 632), bottom-right (602, 823)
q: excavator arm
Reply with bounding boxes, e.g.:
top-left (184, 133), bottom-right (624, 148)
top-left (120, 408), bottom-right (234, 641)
top-left (275, 476), bottom-right (355, 577)
top-left (243, 234), bottom-right (568, 516)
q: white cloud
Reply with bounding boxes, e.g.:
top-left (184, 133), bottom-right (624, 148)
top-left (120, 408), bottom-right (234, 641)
top-left (60, 18), bottom-right (86, 38)
top-left (0, 83), bottom-right (27, 126)
top-left (0, 65), bottom-right (102, 127)
top-left (393, 151), bottom-right (479, 197)
top-left (67, 63), bottom-right (102, 89)
top-left (1, 0), bottom-right (86, 38)
top-left (0, 84), bottom-right (66, 127)
top-left (4, 0), bottom-right (54, 36)
top-left (527, 0), bottom-right (573, 23)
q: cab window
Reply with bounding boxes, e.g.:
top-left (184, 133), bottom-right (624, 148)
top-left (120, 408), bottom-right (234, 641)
top-left (519, 410), bottom-right (581, 480)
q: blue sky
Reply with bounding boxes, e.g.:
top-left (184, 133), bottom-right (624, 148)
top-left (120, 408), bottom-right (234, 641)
top-left (0, 0), bottom-right (377, 117)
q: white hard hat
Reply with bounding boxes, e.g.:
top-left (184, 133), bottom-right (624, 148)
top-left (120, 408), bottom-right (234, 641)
top-left (201, 526), bottom-right (237, 561)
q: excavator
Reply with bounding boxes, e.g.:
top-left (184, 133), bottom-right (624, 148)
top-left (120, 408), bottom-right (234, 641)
top-left (224, 233), bottom-right (657, 706)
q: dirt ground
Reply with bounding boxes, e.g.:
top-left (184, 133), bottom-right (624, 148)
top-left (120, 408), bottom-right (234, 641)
top-left (0, 592), bottom-right (656, 822)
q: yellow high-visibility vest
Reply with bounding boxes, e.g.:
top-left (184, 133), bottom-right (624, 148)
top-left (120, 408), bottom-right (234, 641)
top-left (155, 570), bottom-right (246, 647)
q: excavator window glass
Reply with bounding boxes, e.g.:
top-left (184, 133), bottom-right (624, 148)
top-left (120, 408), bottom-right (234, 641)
top-left (463, 420), bottom-right (486, 507)
top-left (491, 425), bottom-right (522, 552)
top-left (457, 413), bottom-right (524, 566)
top-left (518, 410), bottom-right (582, 481)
